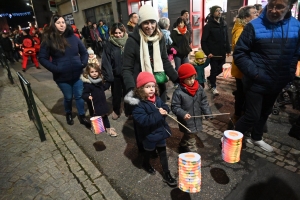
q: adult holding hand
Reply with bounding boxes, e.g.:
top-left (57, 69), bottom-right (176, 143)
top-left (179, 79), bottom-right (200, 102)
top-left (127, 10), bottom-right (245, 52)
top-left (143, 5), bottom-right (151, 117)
top-left (123, 5), bottom-right (178, 151)
top-left (39, 14), bottom-right (90, 128)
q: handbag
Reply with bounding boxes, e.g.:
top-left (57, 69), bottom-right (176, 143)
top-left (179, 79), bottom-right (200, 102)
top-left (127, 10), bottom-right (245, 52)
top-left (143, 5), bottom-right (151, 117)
top-left (153, 71), bottom-right (168, 84)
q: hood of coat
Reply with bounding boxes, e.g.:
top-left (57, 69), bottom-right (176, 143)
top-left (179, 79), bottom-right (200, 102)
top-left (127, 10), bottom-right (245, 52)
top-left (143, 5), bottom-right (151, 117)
top-left (124, 91), bottom-right (140, 105)
top-left (232, 18), bottom-right (245, 35)
top-left (80, 74), bottom-right (91, 83)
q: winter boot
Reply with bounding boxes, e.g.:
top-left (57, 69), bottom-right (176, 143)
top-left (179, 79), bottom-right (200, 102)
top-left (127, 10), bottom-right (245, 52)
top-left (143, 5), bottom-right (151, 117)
top-left (142, 151), bottom-right (156, 175)
top-left (163, 171), bottom-right (177, 186)
top-left (78, 115), bottom-right (91, 129)
top-left (66, 113), bottom-right (74, 125)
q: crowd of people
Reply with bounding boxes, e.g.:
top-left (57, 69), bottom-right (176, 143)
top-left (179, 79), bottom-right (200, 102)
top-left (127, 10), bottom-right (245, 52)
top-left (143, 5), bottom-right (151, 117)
top-left (1, 0), bottom-right (300, 186)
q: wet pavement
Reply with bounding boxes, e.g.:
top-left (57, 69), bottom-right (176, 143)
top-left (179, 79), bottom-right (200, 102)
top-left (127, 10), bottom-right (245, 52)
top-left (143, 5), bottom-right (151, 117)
top-left (1, 57), bottom-right (300, 200)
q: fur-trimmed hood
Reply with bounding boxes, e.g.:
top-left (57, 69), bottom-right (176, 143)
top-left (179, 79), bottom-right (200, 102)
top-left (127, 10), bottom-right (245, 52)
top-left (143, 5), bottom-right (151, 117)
top-left (124, 90), bottom-right (140, 105)
top-left (80, 74), bottom-right (91, 83)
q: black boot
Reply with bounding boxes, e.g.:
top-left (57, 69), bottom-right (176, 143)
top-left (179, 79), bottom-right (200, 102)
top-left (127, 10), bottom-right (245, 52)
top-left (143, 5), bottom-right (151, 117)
top-left (66, 113), bottom-right (74, 125)
top-left (78, 115), bottom-right (91, 129)
top-left (163, 171), bottom-right (177, 186)
top-left (142, 162), bottom-right (156, 175)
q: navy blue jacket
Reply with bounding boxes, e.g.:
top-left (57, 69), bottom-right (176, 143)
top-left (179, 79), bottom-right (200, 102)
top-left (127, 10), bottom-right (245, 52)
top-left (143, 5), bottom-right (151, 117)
top-left (233, 8), bottom-right (300, 94)
top-left (125, 91), bottom-right (171, 142)
top-left (81, 75), bottom-right (110, 116)
top-left (39, 25), bottom-right (88, 83)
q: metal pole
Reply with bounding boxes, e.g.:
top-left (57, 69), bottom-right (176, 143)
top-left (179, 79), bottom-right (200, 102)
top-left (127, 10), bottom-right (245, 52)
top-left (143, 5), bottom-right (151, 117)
top-left (30, 0), bottom-right (38, 28)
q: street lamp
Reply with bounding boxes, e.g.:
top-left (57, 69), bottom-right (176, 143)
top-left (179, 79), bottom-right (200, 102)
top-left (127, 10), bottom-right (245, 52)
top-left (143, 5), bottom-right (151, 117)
top-left (27, 0), bottom-right (37, 28)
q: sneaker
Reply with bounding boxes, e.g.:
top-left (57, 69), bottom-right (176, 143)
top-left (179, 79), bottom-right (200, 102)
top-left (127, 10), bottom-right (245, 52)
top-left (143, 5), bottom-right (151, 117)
top-left (163, 171), bottom-right (177, 186)
top-left (211, 87), bottom-right (219, 96)
top-left (247, 139), bottom-right (273, 152)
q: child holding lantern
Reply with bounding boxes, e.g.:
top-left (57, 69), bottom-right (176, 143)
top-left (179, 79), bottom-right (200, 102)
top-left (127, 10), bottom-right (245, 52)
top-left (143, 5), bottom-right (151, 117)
top-left (124, 71), bottom-right (177, 186)
top-left (171, 63), bottom-right (212, 152)
top-left (81, 63), bottom-right (117, 137)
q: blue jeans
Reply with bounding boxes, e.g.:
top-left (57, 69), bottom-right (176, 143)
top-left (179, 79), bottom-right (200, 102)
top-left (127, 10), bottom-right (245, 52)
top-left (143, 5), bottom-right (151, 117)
top-left (174, 56), bottom-right (189, 71)
top-left (235, 90), bottom-right (278, 140)
top-left (56, 79), bottom-right (85, 115)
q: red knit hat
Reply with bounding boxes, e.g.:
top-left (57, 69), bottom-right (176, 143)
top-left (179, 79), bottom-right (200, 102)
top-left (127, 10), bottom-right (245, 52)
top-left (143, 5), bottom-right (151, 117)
top-left (136, 72), bottom-right (156, 88)
top-left (178, 63), bottom-right (196, 80)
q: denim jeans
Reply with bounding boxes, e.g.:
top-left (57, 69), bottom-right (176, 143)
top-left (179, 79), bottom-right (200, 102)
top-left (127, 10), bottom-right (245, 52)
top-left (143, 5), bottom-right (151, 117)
top-left (235, 90), bottom-right (278, 140)
top-left (174, 56), bottom-right (189, 71)
top-left (56, 79), bottom-right (85, 115)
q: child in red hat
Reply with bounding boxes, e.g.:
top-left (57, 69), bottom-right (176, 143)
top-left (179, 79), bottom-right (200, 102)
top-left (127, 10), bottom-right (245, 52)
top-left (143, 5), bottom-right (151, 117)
top-left (124, 71), bottom-right (177, 186)
top-left (171, 63), bottom-right (212, 152)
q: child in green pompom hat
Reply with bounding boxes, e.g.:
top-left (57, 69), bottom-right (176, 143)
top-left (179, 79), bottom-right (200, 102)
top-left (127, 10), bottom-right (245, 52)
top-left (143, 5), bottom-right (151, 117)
top-left (191, 50), bottom-right (212, 88)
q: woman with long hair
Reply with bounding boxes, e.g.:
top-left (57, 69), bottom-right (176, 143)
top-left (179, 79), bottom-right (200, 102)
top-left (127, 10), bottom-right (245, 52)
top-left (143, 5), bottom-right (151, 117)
top-left (39, 14), bottom-right (90, 128)
top-left (101, 23), bottom-right (130, 120)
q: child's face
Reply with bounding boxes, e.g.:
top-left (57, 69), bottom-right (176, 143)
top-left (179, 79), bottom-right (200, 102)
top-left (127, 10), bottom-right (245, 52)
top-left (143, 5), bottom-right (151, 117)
top-left (89, 68), bottom-right (99, 79)
top-left (196, 58), bottom-right (204, 63)
top-left (89, 54), bottom-right (94, 58)
top-left (183, 75), bottom-right (196, 86)
top-left (143, 82), bottom-right (156, 97)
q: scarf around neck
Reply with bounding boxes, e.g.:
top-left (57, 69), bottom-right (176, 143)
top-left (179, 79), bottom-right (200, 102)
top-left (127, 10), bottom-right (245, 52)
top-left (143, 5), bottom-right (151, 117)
top-left (148, 95), bottom-right (156, 103)
top-left (180, 80), bottom-right (199, 96)
top-left (88, 75), bottom-right (102, 84)
top-left (139, 29), bottom-right (164, 73)
top-left (177, 26), bottom-right (187, 35)
top-left (109, 34), bottom-right (128, 52)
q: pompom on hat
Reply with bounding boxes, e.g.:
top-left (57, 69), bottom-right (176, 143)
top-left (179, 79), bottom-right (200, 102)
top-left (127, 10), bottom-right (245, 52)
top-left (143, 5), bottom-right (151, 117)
top-left (210, 5), bottom-right (222, 15)
top-left (178, 63), bottom-right (196, 80)
top-left (87, 47), bottom-right (94, 55)
top-left (195, 51), bottom-right (205, 59)
top-left (136, 72), bottom-right (156, 88)
top-left (138, 5), bottom-right (159, 25)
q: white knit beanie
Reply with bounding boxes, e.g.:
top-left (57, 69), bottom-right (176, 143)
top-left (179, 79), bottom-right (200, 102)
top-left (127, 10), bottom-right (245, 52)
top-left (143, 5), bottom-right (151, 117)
top-left (138, 5), bottom-right (159, 25)
top-left (87, 47), bottom-right (94, 55)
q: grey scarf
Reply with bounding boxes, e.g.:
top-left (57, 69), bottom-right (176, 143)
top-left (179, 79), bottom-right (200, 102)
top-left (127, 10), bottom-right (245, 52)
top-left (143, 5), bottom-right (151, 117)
top-left (88, 75), bottom-right (102, 84)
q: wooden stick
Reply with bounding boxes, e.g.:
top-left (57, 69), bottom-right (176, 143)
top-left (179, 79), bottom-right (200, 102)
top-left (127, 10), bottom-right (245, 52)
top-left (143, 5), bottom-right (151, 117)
top-left (166, 113), bottom-right (192, 133)
top-left (190, 113), bottom-right (230, 117)
top-left (212, 56), bottom-right (223, 58)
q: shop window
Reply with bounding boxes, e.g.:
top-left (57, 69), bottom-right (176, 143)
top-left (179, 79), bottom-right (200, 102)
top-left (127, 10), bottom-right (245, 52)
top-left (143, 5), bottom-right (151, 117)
top-left (84, 3), bottom-right (114, 28)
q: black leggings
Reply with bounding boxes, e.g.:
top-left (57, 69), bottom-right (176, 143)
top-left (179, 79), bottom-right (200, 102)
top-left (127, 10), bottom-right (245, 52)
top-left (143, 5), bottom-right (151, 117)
top-left (144, 146), bottom-right (169, 172)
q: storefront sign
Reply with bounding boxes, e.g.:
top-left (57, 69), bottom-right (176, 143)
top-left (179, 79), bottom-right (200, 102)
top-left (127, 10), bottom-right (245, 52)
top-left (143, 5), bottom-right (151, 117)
top-left (71, 0), bottom-right (78, 12)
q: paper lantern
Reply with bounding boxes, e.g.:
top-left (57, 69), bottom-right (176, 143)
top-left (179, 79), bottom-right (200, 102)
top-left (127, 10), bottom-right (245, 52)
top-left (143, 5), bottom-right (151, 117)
top-left (90, 116), bottom-right (105, 134)
top-left (222, 130), bottom-right (243, 163)
top-left (222, 63), bottom-right (232, 78)
top-left (178, 152), bottom-right (201, 193)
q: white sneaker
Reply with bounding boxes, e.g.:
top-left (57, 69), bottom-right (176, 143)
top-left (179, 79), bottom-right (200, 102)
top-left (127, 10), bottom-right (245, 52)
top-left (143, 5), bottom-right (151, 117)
top-left (247, 139), bottom-right (273, 152)
top-left (211, 87), bottom-right (219, 95)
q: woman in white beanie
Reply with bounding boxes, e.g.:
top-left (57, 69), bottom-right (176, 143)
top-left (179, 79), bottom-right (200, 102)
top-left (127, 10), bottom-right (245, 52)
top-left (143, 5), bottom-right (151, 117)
top-left (123, 5), bottom-right (178, 185)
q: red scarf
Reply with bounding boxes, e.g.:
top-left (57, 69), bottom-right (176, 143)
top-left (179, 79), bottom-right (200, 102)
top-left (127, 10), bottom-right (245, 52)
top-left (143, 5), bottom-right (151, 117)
top-left (177, 26), bottom-right (187, 35)
top-left (180, 80), bottom-right (199, 96)
top-left (148, 95), bottom-right (156, 103)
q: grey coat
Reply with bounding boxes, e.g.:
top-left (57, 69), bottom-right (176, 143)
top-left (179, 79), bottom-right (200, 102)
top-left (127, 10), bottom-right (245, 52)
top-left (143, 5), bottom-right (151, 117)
top-left (171, 85), bottom-right (212, 133)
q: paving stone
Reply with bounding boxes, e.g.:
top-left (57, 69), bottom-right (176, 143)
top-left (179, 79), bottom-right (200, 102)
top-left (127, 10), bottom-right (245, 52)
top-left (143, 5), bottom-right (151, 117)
top-left (91, 192), bottom-right (105, 200)
top-left (266, 157), bottom-right (276, 163)
top-left (272, 142), bottom-right (281, 148)
top-left (284, 159), bottom-right (297, 166)
top-left (281, 145), bottom-right (291, 151)
top-left (290, 148), bottom-right (300, 155)
top-left (276, 161), bottom-right (285, 167)
top-left (274, 155), bottom-right (284, 161)
top-left (246, 149), bottom-right (255, 154)
top-left (255, 152), bottom-right (266, 158)
top-left (284, 165), bottom-right (297, 172)
top-left (42, 185), bottom-right (55, 195)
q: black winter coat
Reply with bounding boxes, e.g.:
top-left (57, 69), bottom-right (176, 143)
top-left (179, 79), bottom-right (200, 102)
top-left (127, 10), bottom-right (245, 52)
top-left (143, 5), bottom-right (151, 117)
top-left (81, 75), bottom-right (111, 116)
top-left (101, 41), bottom-right (123, 82)
top-left (39, 25), bottom-right (88, 83)
top-left (201, 17), bottom-right (231, 60)
top-left (170, 28), bottom-right (192, 58)
top-left (122, 26), bottom-right (178, 93)
top-left (0, 37), bottom-right (13, 51)
top-left (171, 84), bottom-right (212, 133)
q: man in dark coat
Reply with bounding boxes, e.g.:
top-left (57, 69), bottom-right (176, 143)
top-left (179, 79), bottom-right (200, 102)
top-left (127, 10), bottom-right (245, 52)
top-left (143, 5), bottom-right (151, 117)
top-left (126, 12), bottom-right (139, 33)
top-left (0, 32), bottom-right (15, 63)
top-left (233, 0), bottom-right (300, 152)
top-left (201, 5), bottom-right (231, 96)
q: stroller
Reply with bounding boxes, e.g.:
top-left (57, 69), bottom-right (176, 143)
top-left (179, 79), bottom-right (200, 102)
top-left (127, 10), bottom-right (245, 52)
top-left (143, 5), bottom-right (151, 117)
top-left (272, 77), bottom-right (300, 115)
